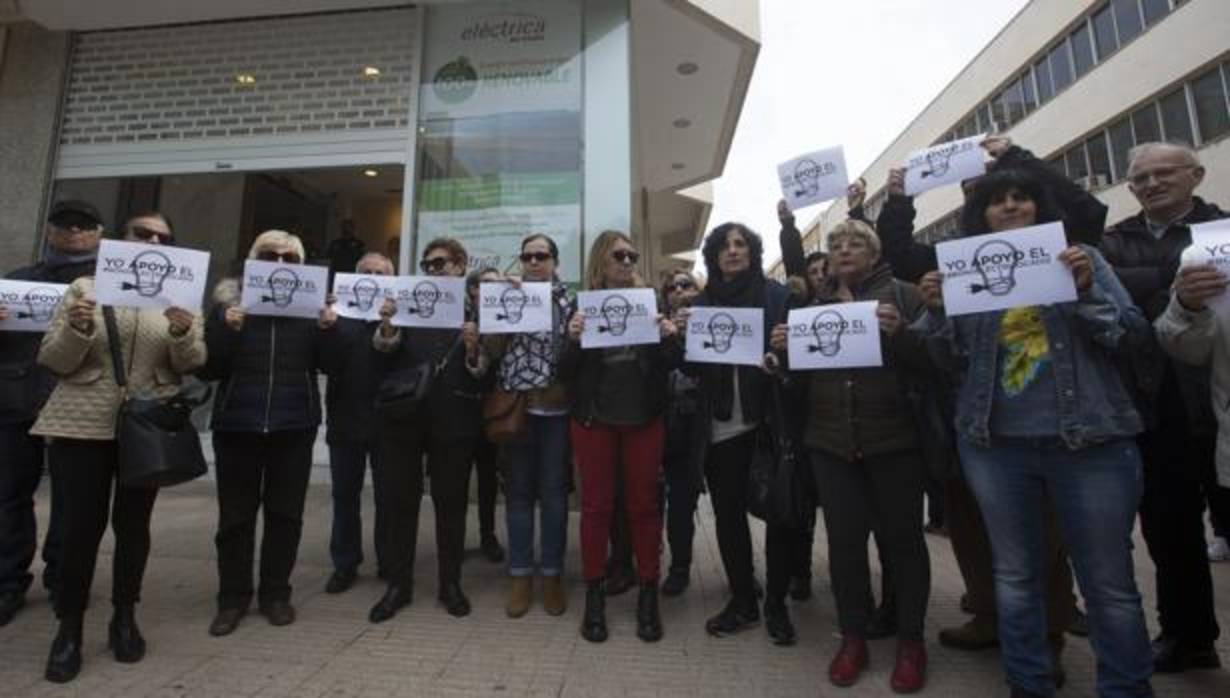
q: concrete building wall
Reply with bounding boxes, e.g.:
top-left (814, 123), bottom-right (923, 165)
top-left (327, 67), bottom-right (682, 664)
top-left (0, 22), bottom-right (70, 267)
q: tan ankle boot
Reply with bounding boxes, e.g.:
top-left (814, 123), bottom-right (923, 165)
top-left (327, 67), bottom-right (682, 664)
top-left (542, 575), bottom-right (567, 616)
top-left (506, 577), bottom-right (532, 618)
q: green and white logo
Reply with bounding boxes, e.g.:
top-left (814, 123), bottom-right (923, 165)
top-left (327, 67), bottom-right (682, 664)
top-left (433, 56), bottom-right (479, 104)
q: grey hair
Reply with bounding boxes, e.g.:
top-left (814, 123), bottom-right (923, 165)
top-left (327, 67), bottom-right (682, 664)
top-left (355, 252), bottom-right (394, 274)
top-left (1127, 141), bottom-right (1202, 172)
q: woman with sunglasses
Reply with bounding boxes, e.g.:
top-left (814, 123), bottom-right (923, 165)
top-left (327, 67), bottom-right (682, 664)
top-left (483, 234), bottom-right (575, 618)
top-left (199, 230), bottom-right (338, 638)
top-left (366, 238), bottom-right (486, 622)
top-left (555, 231), bottom-right (676, 642)
top-left (33, 212), bottom-right (205, 682)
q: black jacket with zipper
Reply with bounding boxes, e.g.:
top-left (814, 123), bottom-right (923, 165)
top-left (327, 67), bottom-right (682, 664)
top-left (375, 324), bottom-right (486, 442)
top-left (557, 338), bottom-right (673, 427)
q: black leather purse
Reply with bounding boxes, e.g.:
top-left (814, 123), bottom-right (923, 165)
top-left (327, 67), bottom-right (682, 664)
top-left (103, 307), bottom-right (210, 488)
top-left (374, 331), bottom-right (463, 423)
top-left (747, 378), bottom-right (815, 529)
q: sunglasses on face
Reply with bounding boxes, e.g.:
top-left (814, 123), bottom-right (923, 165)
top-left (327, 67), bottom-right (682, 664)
top-left (612, 250), bottom-right (640, 265)
top-left (419, 256), bottom-right (452, 273)
top-left (257, 250), bottom-right (301, 263)
top-left (50, 216), bottom-right (99, 232)
top-left (519, 251), bottom-right (553, 264)
top-left (668, 279), bottom-right (694, 292)
top-left (129, 226), bottom-right (174, 244)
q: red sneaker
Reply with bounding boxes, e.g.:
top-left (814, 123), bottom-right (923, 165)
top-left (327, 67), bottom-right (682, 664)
top-left (828, 635), bottom-right (869, 687)
top-left (890, 639), bottom-right (928, 693)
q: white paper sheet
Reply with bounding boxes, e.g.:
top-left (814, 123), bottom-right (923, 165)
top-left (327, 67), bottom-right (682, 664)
top-left (333, 273), bottom-right (397, 322)
top-left (786, 302), bottom-right (883, 370)
top-left (777, 146), bottom-right (849, 211)
top-left (390, 276), bottom-right (467, 329)
top-left (685, 306), bottom-right (764, 367)
top-left (576, 288), bottom-right (660, 349)
top-left (478, 281), bottom-right (552, 334)
top-left (94, 239), bottom-right (210, 311)
top-left (904, 134), bottom-right (988, 196)
top-left (935, 222), bottom-right (1077, 316)
top-left (240, 260), bottom-right (329, 320)
top-left (0, 280), bottom-right (69, 333)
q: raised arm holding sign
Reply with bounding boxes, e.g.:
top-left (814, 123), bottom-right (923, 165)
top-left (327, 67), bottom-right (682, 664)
top-left (904, 134), bottom-right (988, 197)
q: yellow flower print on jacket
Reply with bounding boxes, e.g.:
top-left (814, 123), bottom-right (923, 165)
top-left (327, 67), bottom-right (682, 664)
top-left (999, 306), bottom-right (1050, 397)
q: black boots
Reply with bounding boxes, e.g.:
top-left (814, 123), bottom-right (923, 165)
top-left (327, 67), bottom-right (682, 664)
top-left (581, 580), bottom-right (608, 642)
top-left (109, 604), bottom-right (147, 663)
top-left (45, 615), bottom-right (83, 683)
top-left (636, 583), bottom-right (663, 642)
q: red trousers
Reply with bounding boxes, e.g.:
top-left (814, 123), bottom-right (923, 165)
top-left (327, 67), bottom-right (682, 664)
top-left (570, 417), bottom-right (665, 583)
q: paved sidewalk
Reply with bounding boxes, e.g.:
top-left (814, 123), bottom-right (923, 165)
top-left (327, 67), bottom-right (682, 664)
top-left (1, 482), bottom-right (1228, 697)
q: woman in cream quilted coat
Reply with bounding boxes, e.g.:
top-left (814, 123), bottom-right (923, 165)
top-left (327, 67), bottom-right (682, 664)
top-left (30, 212), bottom-right (206, 684)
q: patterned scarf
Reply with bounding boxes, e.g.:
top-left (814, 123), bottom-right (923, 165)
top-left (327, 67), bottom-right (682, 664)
top-left (499, 282), bottom-right (572, 391)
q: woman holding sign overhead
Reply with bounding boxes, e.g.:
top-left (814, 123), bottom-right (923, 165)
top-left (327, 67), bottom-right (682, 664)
top-left (199, 230), bottom-right (338, 638)
top-left (557, 230), bottom-right (677, 643)
top-left (917, 170), bottom-right (1153, 698)
top-left (675, 222), bottom-right (798, 646)
top-left (32, 213), bottom-right (205, 683)
top-left (769, 219), bottom-right (934, 692)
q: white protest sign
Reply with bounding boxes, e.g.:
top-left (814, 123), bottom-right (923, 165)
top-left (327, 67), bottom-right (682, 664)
top-left (0, 280), bottom-right (68, 333)
top-left (241, 260), bottom-right (329, 320)
top-left (332, 273), bottom-right (396, 322)
top-left (935, 222), bottom-right (1077, 317)
top-left (685, 306), bottom-right (764, 367)
top-left (390, 276), bottom-right (467, 329)
top-left (904, 134), bottom-right (988, 196)
top-left (94, 239), bottom-right (210, 311)
top-left (577, 288), bottom-right (659, 349)
top-left (777, 146), bottom-right (849, 211)
top-left (1185, 220), bottom-right (1230, 318)
top-left (786, 302), bottom-right (883, 370)
top-left (478, 281), bottom-right (552, 334)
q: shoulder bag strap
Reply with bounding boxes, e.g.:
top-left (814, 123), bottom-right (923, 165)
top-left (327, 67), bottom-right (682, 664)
top-left (102, 305), bottom-right (128, 389)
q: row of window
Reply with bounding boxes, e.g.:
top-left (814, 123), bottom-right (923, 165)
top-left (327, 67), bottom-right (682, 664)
top-left (943, 0), bottom-right (1185, 143)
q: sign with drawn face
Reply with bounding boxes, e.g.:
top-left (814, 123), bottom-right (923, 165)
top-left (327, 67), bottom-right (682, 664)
top-left (935, 222), bottom-right (1077, 316)
top-left (93, 239), bottom-right (210, 311)
top-left (333, 273), bottom-right (397, 322)
top-left (0, 280), bottom-right (68, 333)
top-left (389, 275), bottom-right (466, 329)
top-left (240, 259), bottom-right (329, 319)
top-left (577, 288), bottom-right (659, 349)
top-left (777, 146), bottom-right (849, 211)
top-left (786, 302), bottom-right (882, 370)
top-left (685, 306), bottom-right (764, 366)
top-left (478, 281), bottom-right (552, 334)
top-left (1184, 220), bottom-right (1230, 319)
top-left (904, 134), bottom-right (988, 196)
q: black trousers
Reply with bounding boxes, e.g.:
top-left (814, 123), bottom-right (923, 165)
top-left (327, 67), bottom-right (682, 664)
top-left (705, 431), bottom-right (792, 606)
top-left (662, 446), bottom-right (699, 572)
top-left (375, 425), bottom-right (474, 589)
top-left (213, 430), bottom-right (315, 611)
top-left (811, 449), bottom-right (931, 641)
top-left (49, 439), bottom-right (157, 617)
top-left (1139, 423), bottom-right (1221, 647)
top-left (472, 437), bottom-right (500, 539)
top-left (789, 507), bottom-right (815, 581)
top-left (0, 422), bottom-right (62, 595)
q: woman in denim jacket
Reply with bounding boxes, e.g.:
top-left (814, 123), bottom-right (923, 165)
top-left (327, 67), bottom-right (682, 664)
top-left (916, 170), bottom-right (1153, 698)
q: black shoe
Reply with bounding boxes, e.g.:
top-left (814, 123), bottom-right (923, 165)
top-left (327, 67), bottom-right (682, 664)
top-left (764, 598), bottom-right (797, 646)
top-left (1066, 606), bottom-right (1089, 638)
top-left (481, 535), bottom-right (506, 564)
top-left (788, 575), bottom-right (812, 602)
top-left (705, 599), bottom-right (760, 637)
top-left (44, 616), bottom-right (83, 683)
top-left (259, 600), bottom-right (296, 627)
top-left (636, 583), bottom-right (663, 642)
top-left (866, 602), bottom-right (898, 640)
top-left (661, 567), bottom-right (690, 597)
top-left (1153, 634), bottom-right (1223, 673)
top-left (0, 591), bottom-right (25, 626)
top-left (581, 581), bottom-right (608, 643)
top-left (209, 608), bottom-right (245, 636)
top-left (369, 584), bottom-right (412, 624)
top-left (108, 604), bottom-right (146, 663)
top-left (438, 583), bottom-right (471, 618)
top-left (325, 569), bottom-right (357, 594)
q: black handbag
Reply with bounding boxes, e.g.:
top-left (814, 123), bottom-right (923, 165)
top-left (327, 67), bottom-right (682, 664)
top-left (374, 331), bottom-right (463, 423)
top-left (747, 378), bottom-right (815, 529)
top-left (103, 307), bottom-right (210, 488)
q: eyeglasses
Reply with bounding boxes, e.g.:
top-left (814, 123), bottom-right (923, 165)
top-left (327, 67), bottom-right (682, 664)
top-left (49, 216), bottom-right (99, 232)
top-left (519, 251), bottom-right (553, 264)
top-left (257, 250), bottom-right (301, 263)
top-left (129, 226), bottom-right (174, 244)
top-left (668, 279), bottom-right (694, 292)
top-left (1128, 165), bottom-right (1197, 188)
top-left (612, 250), bottom-right (640, 265)
top-left (419, 256), bottom-right (452, 273)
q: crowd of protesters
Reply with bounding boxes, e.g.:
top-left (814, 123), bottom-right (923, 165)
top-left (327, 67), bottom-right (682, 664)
top-left (0, 136), bottom-right (1226, 698)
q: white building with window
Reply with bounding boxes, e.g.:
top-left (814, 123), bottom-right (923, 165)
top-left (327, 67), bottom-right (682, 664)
top-left (772, 0), bottom-right (1229, 274)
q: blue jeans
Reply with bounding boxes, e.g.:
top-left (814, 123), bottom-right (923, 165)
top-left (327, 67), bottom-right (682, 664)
top-left (503, 414), bottom-right (570, 577)
top-left (327, 439), bottom-right (384, 576)
top-left (959, 437), bottom-right (1153, 698)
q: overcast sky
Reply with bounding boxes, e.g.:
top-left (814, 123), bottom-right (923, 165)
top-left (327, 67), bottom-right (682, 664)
top-left (706, 0), bottom-right (1030, 269)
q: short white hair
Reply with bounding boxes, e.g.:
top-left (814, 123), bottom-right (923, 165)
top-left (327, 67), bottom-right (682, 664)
top-left (1127, 142), bottom-right (1201, 173)
top-left (356, 252), bottom-right (394, 274)
top-left (248, 230), bottom-right (305, 260)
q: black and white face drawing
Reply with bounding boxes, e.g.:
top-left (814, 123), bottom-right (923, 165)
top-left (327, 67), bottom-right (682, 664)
top-left (598, 294), bottom-right (632, 336)
top-left (969, 240), bottom-right (1022, 296)
top-left (123, 250), bottom-right (174, 297)
top-left (263, 267), bottom-right (301, 307)
top-left (349, 278), bottom-right (381, 312)
top-left (808, 310), bottom-right (845, 356)
top-left (497, 286), bottom-right (528, 323)
top-left (703, 312), bottom-right (738, 353)
top-left (407, 280), bottom-right (443, 318)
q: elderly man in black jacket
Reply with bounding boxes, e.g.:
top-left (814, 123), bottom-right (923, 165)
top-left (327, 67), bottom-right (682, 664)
top-left (0, 200), bottom-right (103, 625)
top-left (321, 252), bottom-right (395, 595)
top-left (1100, 141), bottom-right (1228, 674)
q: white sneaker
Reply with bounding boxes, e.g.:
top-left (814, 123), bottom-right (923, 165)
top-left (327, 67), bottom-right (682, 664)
top-left (1209, 536), bottom-right (1230, 562)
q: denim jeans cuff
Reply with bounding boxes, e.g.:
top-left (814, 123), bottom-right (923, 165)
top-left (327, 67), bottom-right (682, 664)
top-left (539, 567), bottom-right (562, 577)
top-left (508, 567), bottom-right (534, 577)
